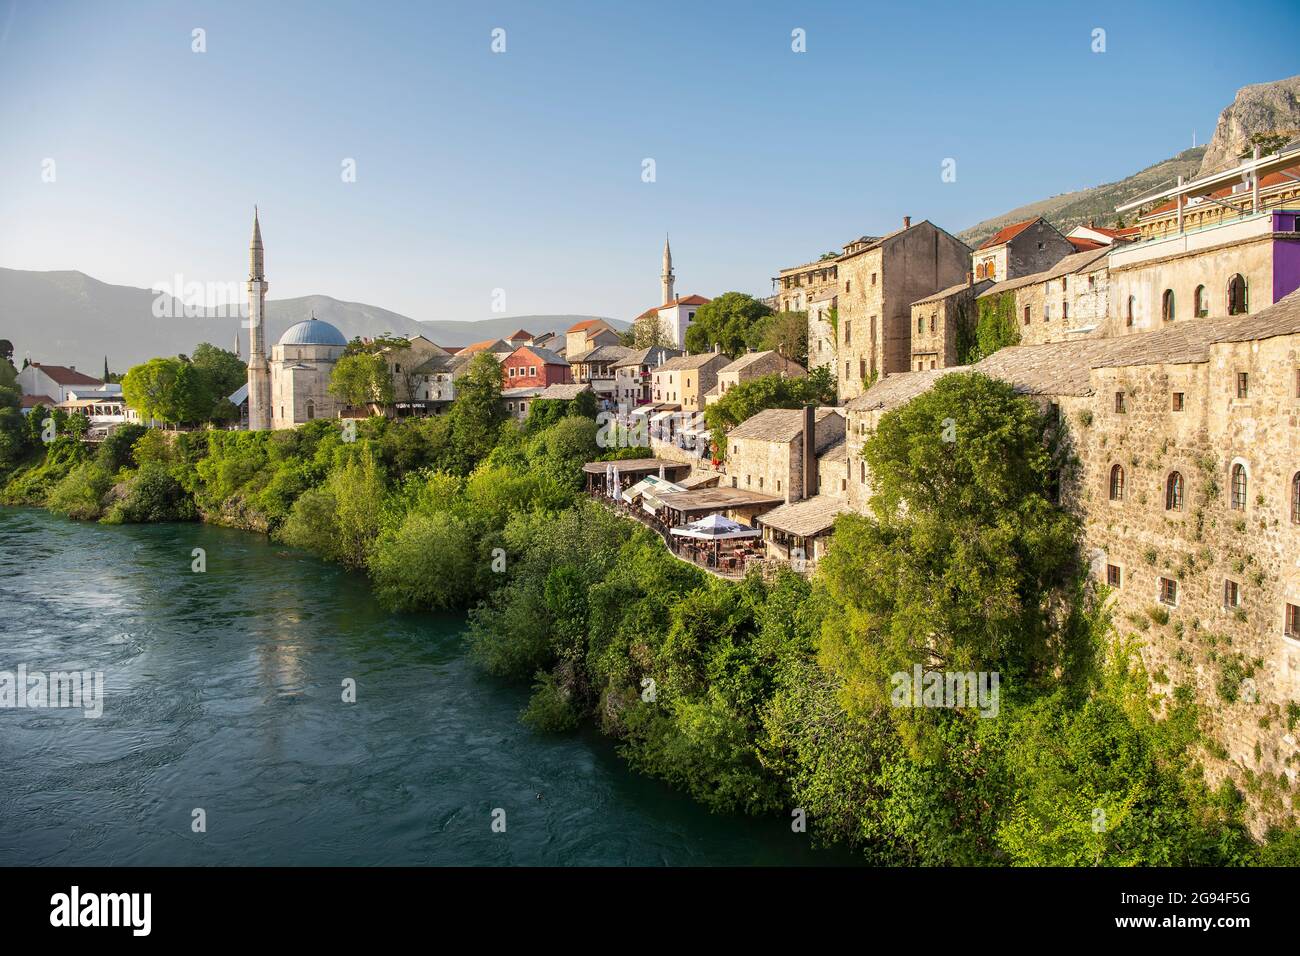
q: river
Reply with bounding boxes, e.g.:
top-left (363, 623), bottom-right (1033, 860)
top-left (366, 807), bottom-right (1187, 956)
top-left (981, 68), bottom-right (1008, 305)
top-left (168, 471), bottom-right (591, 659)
top-left (0, 507), bottom-right (844, 865)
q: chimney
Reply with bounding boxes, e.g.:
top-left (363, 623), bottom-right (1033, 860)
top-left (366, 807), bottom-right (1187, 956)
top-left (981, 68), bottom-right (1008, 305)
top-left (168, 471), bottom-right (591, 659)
top-left (966, 271), bottom-right (974, 287)
top-left (801, 404), bottom-right (816, 502)
top-left (902, 216), bottom-right (911, 229)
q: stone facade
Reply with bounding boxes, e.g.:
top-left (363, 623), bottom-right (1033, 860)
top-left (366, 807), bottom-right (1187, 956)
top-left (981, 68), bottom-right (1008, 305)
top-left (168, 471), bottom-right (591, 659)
top-left (651, 352), bottom-right (729, 411)
top-left (840, 293), bottom-right (1300, 831)
top-left (706, 350), bottom-right (806, 405)
top-left (834, 219), bottom-right (972, 401)
top-left (909, 278), bottom-right (989, 370)
top-left (774, 256), bottom-right (839, 313)
top-left (1105, 211), bottom-right (1300, 338)
top-left (724, 407), bottom-right (845, 504)
top-left (807, 289), bottom-right (837, 373)
top-left (971, 217), bottom-right (1073, 284)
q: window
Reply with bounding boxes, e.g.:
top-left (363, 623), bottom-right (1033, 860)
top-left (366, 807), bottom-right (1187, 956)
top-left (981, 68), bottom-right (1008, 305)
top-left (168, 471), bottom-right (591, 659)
top-left (1224, 579), bottom-right (1240, 609)
top-left (731, 477), bottom-right (737, 488)
top-left (776, 479), bottom-right (781, 492)
top-left (1107, 564), bottom-right (1122, 587)
top-left (1126, 295), bottom-right (1135, 328)
top-left (1023, 306), bottom-right (1031, 326)
top-left (1172, 392), bottom-right (1184, 412)
top-left (506, 402), bottom-right (514, 411)
top-left (1236, 372), bottom-right (1248, 399)
top-left (930, 360), bottom-right (937, 369)
top-left (1288, 603), bottom-right (1300, 640)
top-left (1109, 464), bottom-right (1125, 501)
top-left (529, 366), bottom-right (536, 377)
top-left (871, 273), bottom-right (877, 285)
top-left (1114, 391), bottom-right (1126, 413)
top-left (1291, 473), bottom-right (1300, 524)
top-left (305, 401), bottom-right (315, 420)
top-left (845, 361), bottom-right (850, 379)
top-left (1194, 285), bottom-right (1208, 317)
top-left (844, 320), bottom-right (851, 346)
top-left (1161, 289), bottom-right (1175, 322)
top-left (845, 280), bottom-right (851, 293)
top-left (1227, 274), bottom-right (1248, 315)
top-left (929, 315), bottom-right (936, 333)
top-left (758, 477), bottom-right (764, 489)
top-left (1062, 301), bottom-right (1069, 321)
top-left (1165, 471), bottom-right (1184, 511)
top-left (1158, 577), bottom-right (1178, 607)
top-left (918, 316), bottom-right (924, 333)
top-left (508, 366), bottom-right (516, 377)
top-left (859, 359), bottom-right (867, 380)
top-left (1230, 463), bottom-right (1247, 510)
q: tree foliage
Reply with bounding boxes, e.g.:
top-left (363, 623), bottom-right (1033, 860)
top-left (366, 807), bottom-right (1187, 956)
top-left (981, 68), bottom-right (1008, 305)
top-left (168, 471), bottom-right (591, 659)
top-left (684, 292), bottom-right (772, 356)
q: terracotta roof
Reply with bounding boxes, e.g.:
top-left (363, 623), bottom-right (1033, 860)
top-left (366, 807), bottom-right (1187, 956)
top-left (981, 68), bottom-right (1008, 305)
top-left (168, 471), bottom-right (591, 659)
top-left (566, 318), bottom-right (611, 334)
top-left (757, 494), bottom-right (852, 537)
top-left (507, 329), bottom-right (534, 340)
top-left (664, 294), bottom-right (710, 307)
top-left (19, 394), bottom-right (49, 408)
top-left (29, 363), bottom-right (102, 386)
top-left (1067, 237), bottom-right (1107, 252)
top-left (1088, 225), bottom-right (1141, 240)
top-left (976, 217), bottom-right (1041, 251)
top-left (461, 338), bottom-right (510, 354)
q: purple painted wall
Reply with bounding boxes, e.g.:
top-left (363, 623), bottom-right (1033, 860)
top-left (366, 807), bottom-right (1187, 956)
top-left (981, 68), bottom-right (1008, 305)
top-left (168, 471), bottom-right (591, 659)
top-left (1274, 211), bottom-right (1300, 303)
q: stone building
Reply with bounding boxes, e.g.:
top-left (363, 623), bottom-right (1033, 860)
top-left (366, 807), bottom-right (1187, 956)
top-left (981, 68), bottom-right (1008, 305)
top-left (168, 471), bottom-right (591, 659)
top-left (568, 344), bottom-right (633, 405)
top-left (611, 345), bottom-right (681, 408)
top-left (704, 350), bottom-right (806, 405)
top-left (807, 288), bottom-right (837, 373)
top-left (565, 319), bottom-right (618, 358)
top-left (1105, 210), bottom-right (1300, 337)
top-left (843, 289), bottom-right (1300, 830)
top-left (970, 216), bottom-right (1074, 284)
top-left (909, 275), bottom-right (990, 370)
top-left (773, 254), bottom-right (839, 312)
top-left (723, 406), bottom-right (845, 503)
top-left (268, 315), bottom-right (348, 428)
top-left (650, 352), bottom-right (729, 411)
top-left (974, 246), bottom-right (1112, 348)
top-left (833, 218), bottom-right (972, 401)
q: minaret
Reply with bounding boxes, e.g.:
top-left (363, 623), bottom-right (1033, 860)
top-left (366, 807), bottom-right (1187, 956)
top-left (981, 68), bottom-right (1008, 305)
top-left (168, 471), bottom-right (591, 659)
top-left (661, 234), bottom-right (675, 305)
top-left (246, 207), bottom-right (272, 430)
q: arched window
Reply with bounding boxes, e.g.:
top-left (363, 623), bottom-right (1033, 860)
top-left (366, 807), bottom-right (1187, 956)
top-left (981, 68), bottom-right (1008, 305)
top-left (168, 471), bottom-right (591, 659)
top-left (1230, 463), bottom-right (1247, 510)
top-left (1126, 296), bottom-right (1135, 327)
top-left (1194, 285), bottom-right (1208, 318)
top-left (1165, 471), bottom-right (1184, 511)
top-left (1227, 274), bottom-right (1248, 315)
top-left (1109, 464), bottom-right (1125, 501)
top-left (1023, 306), bottom-right (1031, 326)
top-left (1292, 473), bottom-right (1300, 525)
top-left (1161, 289), bottom-right (1175, 322)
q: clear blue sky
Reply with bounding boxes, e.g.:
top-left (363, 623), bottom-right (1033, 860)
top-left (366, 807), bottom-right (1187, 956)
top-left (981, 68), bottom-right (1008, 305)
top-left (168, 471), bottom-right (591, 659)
top-left (1, 0), bottom-right (1297, 323)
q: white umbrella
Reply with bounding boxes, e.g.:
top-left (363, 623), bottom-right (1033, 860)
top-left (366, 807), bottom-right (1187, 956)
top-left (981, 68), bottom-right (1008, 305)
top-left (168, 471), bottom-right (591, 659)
top-left (659, 464), bottom-right (665, 479)
top-left (605, 462), bottom-right (614, 498)
top-left (611, 463), bottom-right (622, 499)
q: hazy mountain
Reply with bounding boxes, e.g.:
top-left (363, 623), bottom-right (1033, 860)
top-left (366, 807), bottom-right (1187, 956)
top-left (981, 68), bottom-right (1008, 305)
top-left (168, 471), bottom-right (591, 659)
top-left (0, 267), bottom-right (621, 372)
top-left (958, 74), bottom-right (1300, 249)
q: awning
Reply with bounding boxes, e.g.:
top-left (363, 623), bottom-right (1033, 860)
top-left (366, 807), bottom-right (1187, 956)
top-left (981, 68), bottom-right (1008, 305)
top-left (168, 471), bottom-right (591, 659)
top-left (670, 513), bottom-right (761, 540)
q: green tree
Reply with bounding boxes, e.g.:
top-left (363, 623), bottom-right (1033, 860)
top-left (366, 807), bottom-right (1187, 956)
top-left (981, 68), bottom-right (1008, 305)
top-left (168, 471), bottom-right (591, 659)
top-left (744, 310), bottom-right (808, 366)
top-left (684, 292), bottom-right (772, 356)
top-left (442, 352), bottom-right (505, 474)
top-left (329, 352), bottom-right (393, 410)
top-left (191, 343), bottom-right (247, 400)
top-left (121, 357), bottom-right (217, 424)
top-left (703, 367), bottom-right (836, 461)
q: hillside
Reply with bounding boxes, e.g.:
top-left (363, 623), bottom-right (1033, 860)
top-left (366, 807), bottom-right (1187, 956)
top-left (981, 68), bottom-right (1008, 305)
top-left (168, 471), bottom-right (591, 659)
top-left (1199, 73), bottom-right (1300, 175)
top-left (0, 267), bottom-right (619, 371)
top-left (957, 147), bottom-right (1206, 248)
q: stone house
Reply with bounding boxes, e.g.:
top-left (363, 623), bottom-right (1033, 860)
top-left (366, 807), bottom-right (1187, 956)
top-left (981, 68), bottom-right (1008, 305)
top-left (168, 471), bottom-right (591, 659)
top-left (975, 247), bottom-right (1112, 348)
top-left (704, 350), bottom-right (807, 405)
top-left (565, 319), bottom-right (617, 357)
top-left (773, 255), bottom-right (839, 313)
top-left (1105, 210), bottom-right (1300, 337)
top-left (568, 344), bottom-right (633, 406)
top-left (833, 217), bottom-right (972, 401)
top-left (723, 406), bottom-right (845, 503)
top-left (611, 345), bottom-right (682, 408)
top-left (807, 288), bottom-right (837, 373)
top-left (909, 276), bottom-right (991, 370)
top-left (970, 216), bottom-right (1073, 284)
top-left (651, 352), bottom-right (729, 411)
top-left (501, 346), bottom-right (572, 389)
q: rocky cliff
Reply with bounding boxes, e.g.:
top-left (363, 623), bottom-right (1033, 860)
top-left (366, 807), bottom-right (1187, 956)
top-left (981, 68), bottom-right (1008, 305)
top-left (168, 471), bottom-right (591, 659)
top-left (1198, 73), bottom-right (1300, 176)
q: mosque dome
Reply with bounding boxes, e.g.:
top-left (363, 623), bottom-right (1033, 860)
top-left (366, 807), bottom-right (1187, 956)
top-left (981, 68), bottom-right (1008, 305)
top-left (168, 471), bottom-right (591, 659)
top-left (278, 316), bottom-right (348, 347)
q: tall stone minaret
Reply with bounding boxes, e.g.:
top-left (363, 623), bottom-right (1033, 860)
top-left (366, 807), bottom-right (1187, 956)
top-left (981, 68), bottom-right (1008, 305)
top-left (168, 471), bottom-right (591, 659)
top-left (246, 207), bottom-right (272, 431)
top-left (661, 234), bottom-right (675, 304)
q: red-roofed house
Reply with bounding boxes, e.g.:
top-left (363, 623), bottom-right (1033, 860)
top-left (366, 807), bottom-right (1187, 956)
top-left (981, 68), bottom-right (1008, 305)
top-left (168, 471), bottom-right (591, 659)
top-left (17, 363), bottom-right (110, 404)
top-left (971, 216), bottom-right (1073, 283)
top-left (1068, 221), bottom-right (1141, 245)
top-left (501, 345), bottom-right (572, 390)
top-left (565, 318), bottom-right (617, 357)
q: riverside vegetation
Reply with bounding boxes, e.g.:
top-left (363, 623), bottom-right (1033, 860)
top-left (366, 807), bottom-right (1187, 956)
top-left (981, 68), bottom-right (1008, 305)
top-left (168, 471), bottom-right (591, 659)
top-left (3, 348), bottom-right (1299, 865)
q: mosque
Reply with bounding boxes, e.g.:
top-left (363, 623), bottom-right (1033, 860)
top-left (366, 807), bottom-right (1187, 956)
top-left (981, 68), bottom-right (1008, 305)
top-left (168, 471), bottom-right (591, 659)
top-left (244, 209), bottom-right (349, 430)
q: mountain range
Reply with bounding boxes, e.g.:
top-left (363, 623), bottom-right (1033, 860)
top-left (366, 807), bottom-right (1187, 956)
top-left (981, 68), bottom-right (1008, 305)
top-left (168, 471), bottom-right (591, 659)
top-left (0, 267), bottom-right (620, 372)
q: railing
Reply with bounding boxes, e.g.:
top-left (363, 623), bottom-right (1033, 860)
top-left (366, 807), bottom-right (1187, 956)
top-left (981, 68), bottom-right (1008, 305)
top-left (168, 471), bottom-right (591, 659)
top-left (588, 493), bottom-right (764, 579)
